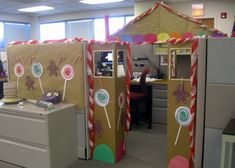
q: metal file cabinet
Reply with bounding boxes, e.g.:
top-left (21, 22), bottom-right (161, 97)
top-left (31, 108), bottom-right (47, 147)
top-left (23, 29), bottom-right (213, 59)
top-left (152, 84), bottom-right (168, 124)
top-left (0, 103), bottom-right (77, 168)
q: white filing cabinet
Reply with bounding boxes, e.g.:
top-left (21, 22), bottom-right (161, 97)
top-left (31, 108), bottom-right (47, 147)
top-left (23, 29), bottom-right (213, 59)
top-left (0, 103), bottom-right (77, 168)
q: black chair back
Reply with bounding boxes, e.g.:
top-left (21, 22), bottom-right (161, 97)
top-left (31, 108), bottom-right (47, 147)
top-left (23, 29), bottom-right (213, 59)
top-left (140, 68), bottom-right (149, 92)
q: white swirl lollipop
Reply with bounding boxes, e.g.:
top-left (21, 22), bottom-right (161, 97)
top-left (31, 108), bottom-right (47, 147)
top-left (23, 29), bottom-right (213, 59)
top-left (94, 89), bottom-right (111, 128)
top-left (61, 64), bottom-right (74, 101)
top-left (117, 92), bottom-right (125, 130)
top-left (31, 62), bottom-right (44, 94)
top-left (174, 106), bottom-right (192, 145)
top-left (14, 63), bottom-right (24, 90)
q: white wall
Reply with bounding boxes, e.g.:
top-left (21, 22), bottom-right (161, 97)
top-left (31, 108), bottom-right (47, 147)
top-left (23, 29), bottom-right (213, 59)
top-left (0, 12), bottom-right (30, 23)
top-left (39, 7), bottom-right (134, 23)
top-left (169, 1), bottom-right (235, 36)
top-left (134, 0), bottom-right (155, 16)
top-left (134, 0), bottom-right (235, 36)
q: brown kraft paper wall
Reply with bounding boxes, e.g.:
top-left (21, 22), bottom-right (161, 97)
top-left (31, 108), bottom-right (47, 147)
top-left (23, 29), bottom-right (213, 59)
top-left (167, 80), bottom-right (192, 166)
top-left (7, 43), bottom-right (85, 111)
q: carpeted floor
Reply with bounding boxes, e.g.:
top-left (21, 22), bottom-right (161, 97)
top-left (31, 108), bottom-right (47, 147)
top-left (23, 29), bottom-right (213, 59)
top-left (0, 124), bottom-right (167, 168)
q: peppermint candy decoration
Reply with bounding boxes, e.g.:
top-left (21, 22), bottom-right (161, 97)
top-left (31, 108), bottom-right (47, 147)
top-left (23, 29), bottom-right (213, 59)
top-left (94, 89), bottom-right (110, 107)
top-left (175, 106), bottom-right (192, 126)
top-left (14, 63), bottom-right (24, 77)
top-left (61, 64), bottom-right (74, 81)
top-left (94, 89), bottom-right (111, 128)
top-left (31, 62), bottom-right (43, 78)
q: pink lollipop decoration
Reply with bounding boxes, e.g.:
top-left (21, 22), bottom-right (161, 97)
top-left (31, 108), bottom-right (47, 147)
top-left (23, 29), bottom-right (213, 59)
top-left (14, 63), bottom-right (24, 90)
top-left (117, 92), bottom-right (125, 130)
top-left (31, 62), bottom-right (44, 94)
top-left (61, 64), bottom-right (74, 101)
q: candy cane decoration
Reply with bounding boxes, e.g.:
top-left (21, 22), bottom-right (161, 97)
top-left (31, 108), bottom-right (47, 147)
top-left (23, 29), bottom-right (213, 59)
top-left (188, 39), bottom-right (198, 168)
top-left (170, 50), bottom-right (176, 78)
top-left (123, 43), bottom-right (131, 151)
top-left (87, 42), bottom-right (95, 157)
top-left (14, 63), bottom-right (24, 90)
top-left (31, 62), bottom-right (44, 94)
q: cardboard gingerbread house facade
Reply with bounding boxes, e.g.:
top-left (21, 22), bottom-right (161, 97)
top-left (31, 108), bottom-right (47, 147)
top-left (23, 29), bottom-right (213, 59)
top-left (110, 1), bottom-right (226, 44)
top-left (109, 2), bottom-right (224, 167)
top-left (7, 39), bottom-right (131, 164)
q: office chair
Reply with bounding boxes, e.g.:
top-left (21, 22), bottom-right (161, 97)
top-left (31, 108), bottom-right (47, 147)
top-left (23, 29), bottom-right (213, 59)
top-left (130, 68), bottom-right (151, 129)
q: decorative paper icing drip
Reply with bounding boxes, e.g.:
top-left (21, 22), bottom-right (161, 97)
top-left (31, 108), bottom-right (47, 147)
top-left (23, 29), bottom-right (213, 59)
top-left (31, 62), bottom-right (44, 94)
top-left (94, 89), bottom-right (111, 128)
top-left (174, 106), bottom-right (192, 145)
top-left (61, 64), bottom-right (74, 101)
top-left (14, 63), bottom-right (24, 90)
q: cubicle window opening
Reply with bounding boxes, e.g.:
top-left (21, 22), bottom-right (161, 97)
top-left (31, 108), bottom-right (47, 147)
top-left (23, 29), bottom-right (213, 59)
top-left (40, 22), bottom-right (65, 40)
top-left (117, 50), bottom-right (127, 78)
top-left (0, 22), bottom-right (4, 49)
top-left (93, 50), bottom-right (114, 78)
top-left (169, 48), bottom-right (191, 80)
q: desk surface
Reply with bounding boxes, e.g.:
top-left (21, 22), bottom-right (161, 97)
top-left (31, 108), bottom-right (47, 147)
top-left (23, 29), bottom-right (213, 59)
top-left (0, 77), bottom-right (7, 82)
top-left (223, 119), bottom-right (235, 135)
top-left (131, 79), bottom-right (168, 85)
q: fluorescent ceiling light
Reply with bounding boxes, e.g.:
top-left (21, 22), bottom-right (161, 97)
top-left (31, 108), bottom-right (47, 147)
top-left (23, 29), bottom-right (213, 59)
top-left (80, 0), bottom-right (124, 5)
top-left (18, 6), bottom-right (54, 12)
